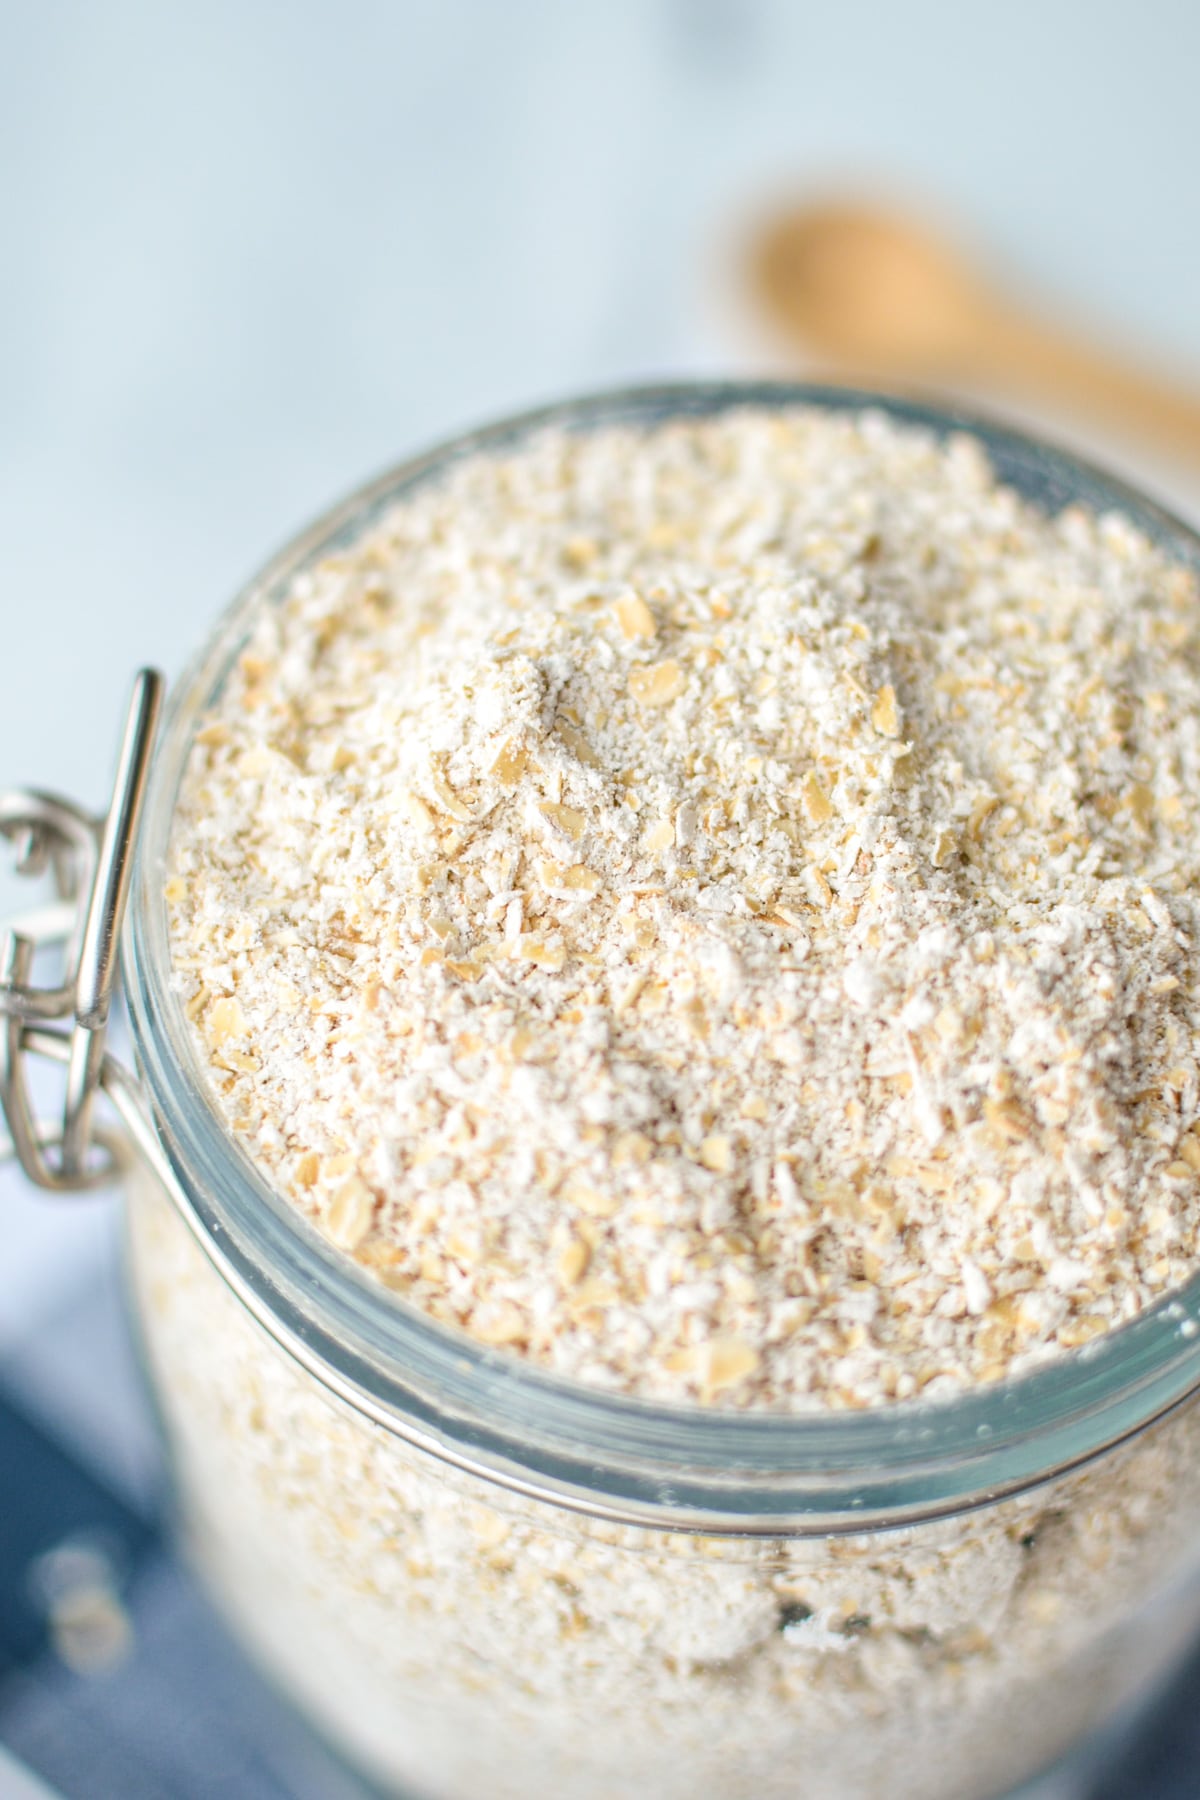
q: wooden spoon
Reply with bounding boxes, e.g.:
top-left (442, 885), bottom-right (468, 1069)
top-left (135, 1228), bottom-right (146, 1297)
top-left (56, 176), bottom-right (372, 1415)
top-left (753, 203), bottom-right (1200, 464)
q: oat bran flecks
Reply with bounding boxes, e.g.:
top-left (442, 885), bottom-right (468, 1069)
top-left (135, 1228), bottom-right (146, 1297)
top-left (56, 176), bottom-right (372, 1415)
top-left (166, 407), bottom-right (1200, 1410)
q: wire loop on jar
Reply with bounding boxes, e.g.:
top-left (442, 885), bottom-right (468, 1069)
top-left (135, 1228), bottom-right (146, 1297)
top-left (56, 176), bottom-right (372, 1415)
top-left (0, 670), bottom-right (162, 1193)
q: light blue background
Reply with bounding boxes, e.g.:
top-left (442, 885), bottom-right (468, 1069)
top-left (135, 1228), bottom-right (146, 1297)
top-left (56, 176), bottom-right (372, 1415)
top-left (3, 0), bottom-right (1200, 1412)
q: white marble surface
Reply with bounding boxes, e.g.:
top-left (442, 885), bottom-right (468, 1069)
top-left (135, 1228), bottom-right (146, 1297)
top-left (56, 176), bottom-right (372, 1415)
top-left (4, 0), bottom-right (1200, 1359)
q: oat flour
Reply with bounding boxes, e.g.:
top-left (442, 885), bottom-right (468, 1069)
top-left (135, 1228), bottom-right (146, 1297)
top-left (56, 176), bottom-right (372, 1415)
top-left (167, 406), bottom-right (1200, 1408)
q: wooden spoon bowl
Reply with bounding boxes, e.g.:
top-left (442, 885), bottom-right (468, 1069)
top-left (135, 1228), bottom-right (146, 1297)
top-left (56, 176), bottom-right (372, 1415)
top-left (753, 202), bottom-right (1200, 464)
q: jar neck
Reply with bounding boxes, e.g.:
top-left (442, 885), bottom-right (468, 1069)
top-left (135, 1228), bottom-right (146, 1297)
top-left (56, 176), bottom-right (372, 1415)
top-left (125, 380), bottom-right (1200, 1536)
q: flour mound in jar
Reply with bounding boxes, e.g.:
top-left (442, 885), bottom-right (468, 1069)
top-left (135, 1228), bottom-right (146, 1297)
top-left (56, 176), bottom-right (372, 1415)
top-left (167, 407), bottom-right (1200, 1409)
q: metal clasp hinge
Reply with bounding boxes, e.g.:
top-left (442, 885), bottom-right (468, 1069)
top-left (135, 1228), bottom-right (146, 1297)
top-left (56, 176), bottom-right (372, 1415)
top-left (0, 671), bottom-right (164, 1191)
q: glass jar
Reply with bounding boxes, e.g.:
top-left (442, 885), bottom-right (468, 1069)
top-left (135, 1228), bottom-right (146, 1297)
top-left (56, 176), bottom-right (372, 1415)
top-left (11, 384), bottom-right (1200, 1800)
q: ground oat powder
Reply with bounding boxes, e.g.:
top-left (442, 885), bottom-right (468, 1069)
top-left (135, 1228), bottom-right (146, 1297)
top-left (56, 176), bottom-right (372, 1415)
top-left (142, 405), bottom-right (1200, 1800)
top-left (166, 406), bottom-right (1200, 1408)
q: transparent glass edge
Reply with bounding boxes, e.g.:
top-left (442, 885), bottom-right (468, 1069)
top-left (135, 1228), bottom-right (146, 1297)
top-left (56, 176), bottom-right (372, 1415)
top-left (124, 379), bottom-right (1200, 1526)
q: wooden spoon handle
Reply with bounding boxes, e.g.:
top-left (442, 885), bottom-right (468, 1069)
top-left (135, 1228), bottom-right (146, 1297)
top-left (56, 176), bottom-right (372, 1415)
top-left (980, 307), bottom-right (1200, 466)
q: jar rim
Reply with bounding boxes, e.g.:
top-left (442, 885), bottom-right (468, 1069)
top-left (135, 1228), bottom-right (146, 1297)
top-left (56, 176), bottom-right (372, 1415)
top-left (125, 379), bottom-right (1200, 1532)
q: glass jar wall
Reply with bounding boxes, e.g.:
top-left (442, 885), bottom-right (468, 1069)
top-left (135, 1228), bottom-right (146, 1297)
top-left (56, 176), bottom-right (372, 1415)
top-left (127, 1161), bottom-right (1200, 1800)
top-left (123, 386), bottom-right (1200, 1800)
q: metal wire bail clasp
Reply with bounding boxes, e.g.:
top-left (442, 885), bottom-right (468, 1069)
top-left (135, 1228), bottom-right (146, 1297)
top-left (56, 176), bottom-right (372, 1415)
top-left (0, 671), bottom-right (164, 1191)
